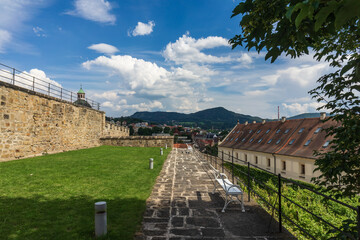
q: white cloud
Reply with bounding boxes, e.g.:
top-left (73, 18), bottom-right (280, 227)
top-left (83, 55), bottom-right (170, 90)
top-left (93, 89), bottom-right (135, 101)
top-left (282, 102), bottom-right (325, 115)
top-left (66, 0), bottom-right (116, 24)
top-left (0, 29), bottom-right (11, 53)
top-left (88, 43), bottom-right (119, 55)
top-left (0, 68), bottom-right (62, 94)
top-left (131, 21), bottom-right (155, 36)
top-left (102, 99), bottom-right (163, 112)
top-left (163, 33), bottom-right (232, 64)
top-left (33, 26), bottom-right (46, 37)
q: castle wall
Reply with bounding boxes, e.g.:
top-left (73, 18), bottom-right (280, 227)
top-left (103, 123), bottom-right (129, 137)
top-left (100, 136), bottom-right (174, 148)
top-left (0, 81), bottom-right (128, 161)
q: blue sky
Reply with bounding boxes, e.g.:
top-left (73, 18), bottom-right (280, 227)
top-left (0, 0), bottom-right (330, 118)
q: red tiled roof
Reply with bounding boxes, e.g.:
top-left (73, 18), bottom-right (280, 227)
top-left (219, 117), bottom-right (338, 159)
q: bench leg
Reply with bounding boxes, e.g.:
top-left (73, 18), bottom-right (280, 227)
top-left (222, 194), bottom-right (229, 212)
top-left (212, 183), bottom-right (217, 194)
top-left (237, 194), bottom-right (245, 212)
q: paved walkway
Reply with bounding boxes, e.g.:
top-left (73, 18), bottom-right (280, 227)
top-left (136, 149), bottom-right (296, 240)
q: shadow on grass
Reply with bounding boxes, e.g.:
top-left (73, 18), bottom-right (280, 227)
top-left (0, 195), bottom-right (145, 240)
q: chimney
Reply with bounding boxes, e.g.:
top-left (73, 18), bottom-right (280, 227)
top-left (244, 121), bottom-right (248, 125)
top-left (320, 112), bottom-right (326, 120)
top-left (262, 119), bottom-right (266, 124)
top-left (253, 121), bottom-right (256, 124)
top-left (237, 119), bottom-right (240, 124)
top-left (281, 116), bottom-right (286, 123)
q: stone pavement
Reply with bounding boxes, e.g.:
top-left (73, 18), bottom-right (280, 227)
top-left (136, 149), bottom-right (296, 240)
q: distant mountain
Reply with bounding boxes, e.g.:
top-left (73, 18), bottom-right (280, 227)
top-left (130, 107), bottom-right (264, 130)
top-left (288, 113), bottom-right (330, 120)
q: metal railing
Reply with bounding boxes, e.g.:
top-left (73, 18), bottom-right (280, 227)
top-left (195, 150), bottom-right (359, 240)
top-left (0, 63), bottom-right (100, 110)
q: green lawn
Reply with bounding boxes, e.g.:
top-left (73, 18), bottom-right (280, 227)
top-left (0, 146), bottom-right (171, 240)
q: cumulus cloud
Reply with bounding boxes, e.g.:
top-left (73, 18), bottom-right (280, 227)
top-left (82, 55), bottom-right (170, 90)
top-left (163, 33), bottom-right (232, 64)
top-left (66, 0), bottom-right (116, 24)
top-left (131, 21), bottom-right (155, 36)
top-left (93, 89), bottom-right (135, 101)
top-left (282, 102), bottom-right (325, 115)
top-left (102, 99), bottom-right (163, 112)
top-left (88, 43), bottom-right (119, 55)
top-left (0, 68), bottom-right (61, 94)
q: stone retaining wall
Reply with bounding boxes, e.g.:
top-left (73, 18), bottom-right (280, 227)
top-left (100, 136), bottom-right (174, 148)
top-left (0, 81), bottom-right (128, 161)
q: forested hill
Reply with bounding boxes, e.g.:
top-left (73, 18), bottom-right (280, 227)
top-left (130, 107), bottom-right (263, 129)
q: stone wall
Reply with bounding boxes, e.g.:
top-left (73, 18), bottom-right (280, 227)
top-left (103, 122), bottom-right (129, 137)
top-left (100, 136), bottom-right (174, 148)
top-left (0, 81), bottom-right (128, 161)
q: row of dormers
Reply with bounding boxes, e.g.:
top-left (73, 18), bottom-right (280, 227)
top-left (219, 116), bottom-right (338, 159)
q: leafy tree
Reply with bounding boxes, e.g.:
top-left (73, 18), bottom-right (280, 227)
top-left (137, 127), bottom-right (153, 136)
top-left (128, 125), bottom-right (134, 136)
top-left (205, 144), bottom-right (218, 157)
top-left (230, 0), bottom-right (360, 197)
top-left (163, 127), bottom-right (171, 133)
top-left (152, 126), bottom-right (163, 134)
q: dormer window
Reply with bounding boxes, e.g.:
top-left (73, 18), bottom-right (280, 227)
top-left (237, 130), bottom-right (240, 133)
top-left (235, 138), bottom-right (239, 141)
top-left (304, 140), bottom-right (312, 146)
top-left (267, 139), bottom-right (272, 144)
top-left (323, 140), bottom-right (330, 148)
top-left (284, 129), bottom-right (290, 134)
top-left (230, 138), bottom-right (233, 141)
top-left (242, 138), bottom-right (246, 142)
top-left (298, 128), bottom-right (304, 133)
top-left (258, 138), bottom-right (263, 143)
top-left (256, 129), bottom-right (261, 134)
top-left (249, 138), bottom-right (254, 143)
top-left (289, 139), bottom-right (295, 145)
top-left (266, 129), bottom-right (271, 134)
top-left (276, 139), bottom-right (281, 145)
top-left (249, 130), bottom-right (253, 133)
top-left (276, 129), bottom-right (281, 134)
top-left (314, 127), bottom-right (322, 134)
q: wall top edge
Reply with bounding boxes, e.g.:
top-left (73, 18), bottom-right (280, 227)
top-left (100, 136), bottom-right (174, 140)
top-left (0, 81), bottom-right (105, 114)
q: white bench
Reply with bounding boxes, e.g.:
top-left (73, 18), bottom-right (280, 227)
top-left (209, 164), bottom-right (245, 212)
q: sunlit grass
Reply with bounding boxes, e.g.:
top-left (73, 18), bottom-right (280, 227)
top-left (0, 145), bottom-right (170, 239)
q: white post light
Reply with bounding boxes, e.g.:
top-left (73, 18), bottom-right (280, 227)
top-left (149, 158), bottom-right (154, 169)
top-left (95, 201), bottom-right (107, 237)
top-left (160, 148), bottom-right (163, 156)
top-left (165, 144), bottom-right (167, 149)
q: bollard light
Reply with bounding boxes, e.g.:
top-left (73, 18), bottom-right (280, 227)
top-left (165, 144), bottom-right (167, 149)
top-left (160, 148), bottom-right (163, 156)
top-left (95, 201), bottom-right (107, 237)
top-left (149, 158), bottom-right (154, 169)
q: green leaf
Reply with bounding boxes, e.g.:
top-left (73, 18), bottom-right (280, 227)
top-left (295, 4), bottom-right (310, 28)
top-left (340, 62), bottom-right (355, 76)
top-left (314, 1), bottom-right (338, 31)
top-left (286, 5), bottom-right (295, 20)
top-left (335, 0), bottom-right (360, 30)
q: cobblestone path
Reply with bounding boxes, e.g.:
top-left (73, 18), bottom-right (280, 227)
top-left (137, 149), bottom-right (296, 240)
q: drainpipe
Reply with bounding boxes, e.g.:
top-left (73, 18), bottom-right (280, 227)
top-left (272, 153), bottom-right (276, 175)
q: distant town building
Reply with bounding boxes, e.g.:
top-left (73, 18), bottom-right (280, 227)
top-left (73, 87), bottom-right (92, 108)
top-left (218, 113), bottom-right (335, 183)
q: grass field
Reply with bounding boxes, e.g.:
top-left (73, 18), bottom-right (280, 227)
top-left (0, 146), bottom-right (170, 240)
